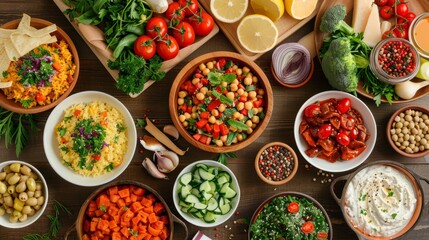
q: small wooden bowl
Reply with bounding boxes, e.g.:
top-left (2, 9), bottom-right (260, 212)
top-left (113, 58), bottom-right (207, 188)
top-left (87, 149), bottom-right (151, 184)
top-left (169, 51), bottom-right (273, 153)
top-left (254, 142), bottom-right (298, 185)
top-left (386, 105), bottom-right (429, 158)
top-left (270, 59), bottom-right (314, 88)
top-left (0, 18), bottom-right (80, 114)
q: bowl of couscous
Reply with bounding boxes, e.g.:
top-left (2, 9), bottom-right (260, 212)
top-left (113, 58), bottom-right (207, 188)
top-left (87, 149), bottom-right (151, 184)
top-left (43, 91), bottom-right (137, 186)
top-left (0, 15), bottom-right (79, 114)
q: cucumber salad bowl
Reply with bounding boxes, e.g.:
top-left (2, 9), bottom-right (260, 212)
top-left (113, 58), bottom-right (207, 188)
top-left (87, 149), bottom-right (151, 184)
top-left (172, 160), bottom-right (240, 227)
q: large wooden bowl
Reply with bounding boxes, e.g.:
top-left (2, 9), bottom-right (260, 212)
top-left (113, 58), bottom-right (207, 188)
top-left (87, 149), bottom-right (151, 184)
top-left (314, 0), bottom-right (429, 103)
top-left (169, 51), bottom-right (273, 153)
top-left (0, 18), bottom-right (79, 114)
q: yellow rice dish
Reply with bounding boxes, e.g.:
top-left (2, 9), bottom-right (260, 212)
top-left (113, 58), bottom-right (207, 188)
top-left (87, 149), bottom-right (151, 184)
top-left (55, 101), bottom-right (128, 176)
top-left (1, 40), bottom-right (76, 108)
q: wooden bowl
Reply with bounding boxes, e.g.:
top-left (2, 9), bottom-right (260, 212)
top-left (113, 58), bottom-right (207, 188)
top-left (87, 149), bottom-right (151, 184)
top-left (270, 59), bottom-right (314, 88)
top-left (386, 105), bottom-right (429, 158)
top-left (313, 0), bottom-right (429, 103)
top-left (169, 51), bottom-right (273, 153)
top-left (254, 142), bottom-right (298, 185)
top-left (0, 18), bottom-right (80, 114)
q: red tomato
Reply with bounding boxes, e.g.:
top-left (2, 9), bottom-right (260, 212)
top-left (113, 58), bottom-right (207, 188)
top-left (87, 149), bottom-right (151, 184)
top-left (165, 2), bottom-right (185, 21)
top-left (287, 202), bottom-right (300, 213)
top-left (396, 3), bottom-right (409, 17)
top-left (35, 93), bottom-right (45, 102)
top-left (336, 132), bottom-right (350, 146)
top-left (337, 98), bottom-right (351, 114)
top-left (156, 35), bottom-right (180, 60)
top-left (318, 123), bottom-right (333, 139)
top-left (188, 12), bottom-right (215, 36)
top-left (146, 17), bottom-right (168, 39)
top-left (133, 35), bottom-right (156, 60)
top-left (406, 12), bottom-right (416, 24)
top-left (317, 232), bottom-right (329, 239)
top-left (382, 29), bottom-right (397, 39)
top-left (349, 128), bottom-right (359, 140)
top-left (387, 0), bottom-right (396, 6)
top-left (375, 0), bottom-right (388, 7)
top-left (393, 26), bottom-right (407, 39)
top-left (380, 6), bottom-right (394, 19)
top-left (304, 104), bottom-right (321, 118)
top-left (301, 222), bottom-right (315, 234)
top-left (172, 22), bottom-right (195, 48)
top-left (178, 0), bottom-right (199, 16)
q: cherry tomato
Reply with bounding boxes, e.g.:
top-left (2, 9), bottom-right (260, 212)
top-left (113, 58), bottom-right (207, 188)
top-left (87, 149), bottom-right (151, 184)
top-left (393, 26), bottom-right (407, 39)
top-left (349, 127), bottom-right (359, 140)
top-left (287, 202), bottom-right (300, 213)
top-left (165, 2), bottom-right (185, 21)
top-left (382, 29), bottom-right (397, 39)
top-left (406, 12), bottom-right (416, 24)
top-left (336, 132), bottom-right (350, 146)
top-left (375, 0), bottom-right (388, 7)
top-left (35, 93), bottom-right (45, 102)
top-left (178, 0), bottom-right (199, 16)
top-left (156, 35), bottom-right (179, 60)
top-left (396, 3), bottom-right (408, 17)
top-left (387, 0), bottom-right (396, 6)
top-left (188, 12), bottom-right (215, 36)
top-left (337, 98), bottom-right (351, 114)
top-left (133, 35), bottom-right (156, 60)
top-left (146, 17), bottom-right (168, 39)
top-left (317, 232), bottom-right (329, 240)
top-left (304, 104), bottom-right (321, 118)
top-left (318, 123), bottom-right (333, 139)
top-left (302, 222), bottom-right (315, 234)
top-left (380, 6), bottom-right (394, 19)
top-left (172, 22), bottom-right (195, 48)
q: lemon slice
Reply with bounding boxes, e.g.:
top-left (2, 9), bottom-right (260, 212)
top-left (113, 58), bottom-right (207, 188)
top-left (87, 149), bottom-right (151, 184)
top-left (284, 0), bottom-right (318, 20)
top-left (250, 0), bottom-right (285, 22)
top-left (210, 0), bottom-right (248, 23)
top-left (237, 14), bottom-right (279, 53)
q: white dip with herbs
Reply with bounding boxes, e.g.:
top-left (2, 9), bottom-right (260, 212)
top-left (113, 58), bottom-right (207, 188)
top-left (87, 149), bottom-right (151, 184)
top-left (344, 165), bottom-right (417, 237)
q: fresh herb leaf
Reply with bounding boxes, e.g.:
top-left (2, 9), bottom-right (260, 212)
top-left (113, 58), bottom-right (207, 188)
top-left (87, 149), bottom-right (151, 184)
top-left (135, 118), bottom-right (146, 128)
top-left (226, 132), bottom-right (238, 145)
top-left (245, 85), bottom-right (256, 91)
top-left (60, 146), bottom-right (69, 153)
top-left (57, 127), bottom-right (67, 137)
top-left (20, 99), bottom-right (34, 108)
top-left (360, 209), bottom-right (367, 216)
top-left (114, 135), bottom-right (119, 143)
top-left (221, 73), bottom-right (236, 83)
top-left (208, 72), bottom-right (222, 85)
top-left (116, 123), bottom-right (126, 132)
top-left (391, 213), bottom-right (397, 219)
top-left (211, 90), bottom-right (233, 105)
top-left (387, 189), bottom-right (394, 197)
top-left (2, 71), bottom-right (8, 78)
top-left (100, 205), bottom-right (106, 212)
top-left (227, 119), bottom-right (249, 130)
top-left (64, 116), bottom-right (73, 122)
top-left (223, 108), bottom-right (237, 118)
top-left (105, 163), bottom-right (114, 172)
top-left (214, 152), bottom-right (237, 165)
top-left (129, 229), bottom-right (138, 237)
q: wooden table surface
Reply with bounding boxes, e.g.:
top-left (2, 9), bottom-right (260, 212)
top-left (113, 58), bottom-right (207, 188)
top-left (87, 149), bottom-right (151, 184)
top-left (1, 0), bottom-right (429, 239)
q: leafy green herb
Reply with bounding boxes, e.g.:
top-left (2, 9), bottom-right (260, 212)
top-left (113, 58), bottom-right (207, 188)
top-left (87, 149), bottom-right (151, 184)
top-left (0, 108), bottom-right (37, 157)
top-left (381, 209), bottom-right (387, 213)
top-left (208, 72), bottom-right (236, 85)
top-left (360, 67), bottom-right (396, 106)
top-left (20, 99), bottom-right (34, 108)
top-left (100, 205), bottom-right (106, 212)
top-left (116, 123), bottom-right (126, 132)
top-left (359, 192), bottom-right (367, 201)
top-left (214, 152), bottom-right (237, 165)
top-left (245, 85), bottom-right (256, 91)
top-left (373, 228), bottom-right (377, 232)
top-left (211, 90), bottom-right (233, 105)
top-left (360, 209), bottom-right (367, 216)
top-left (223, 108), bottom-right (237, 118)
top-left (391, 213), bottom-right (397, 219)
top-left (64, 116), bottom-right (73, 122)
top-left (129, 228), bottom-right (138, 237)
top-left (105, 163), bottom-right (114, 172)
top-left (60, 146), bottom-right (69, 153)
top-left (135, 118), bottom-right (146, 128)
top-left (224, 60), bottom-right (233, 69)
top-left (247, 109), bottom-right (254, 118)
top-left (226, 132), bottom-right (238, 145)
top-left (18, 48), bottom-right (55, 87)
top-left (258, 112), bottom-right (265, 120)
top-left (123, 205), bottom-right (128, 210)
top-left (387, 189), bottom-right (394, 197)
top-left (113, 135), bottom-right (119, 144)
top-left (2, 71), bottom-right (8, 78)
top-left (57, 127), bottom-right (67, 137)
top-left (227, 119), bottom-right (249, 130)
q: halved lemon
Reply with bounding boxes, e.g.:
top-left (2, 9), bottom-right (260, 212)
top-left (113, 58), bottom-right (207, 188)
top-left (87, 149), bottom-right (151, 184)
top-left (284, 0), bottom-right (318, 20)
top-left (210, 0), bottom-right (248, 23)
top-left (237, 14), bottom-right (279, 53)
top-left (250, 0), bottom-right (285, 22)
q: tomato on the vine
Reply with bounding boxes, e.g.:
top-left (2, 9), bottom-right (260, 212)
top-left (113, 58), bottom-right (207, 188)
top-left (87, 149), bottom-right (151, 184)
top-left (172, 22), bottom-right (195, 48)
top-left (178, 0), bottom-right (199, 17)
top-left (396, 3), bottom-right (409, 17)
top-left (336, 132), bottom-right (350, 146)
top-left (134, 35), bottom-right (156, 60)
top-left (380, 6), bottom-right (394, 19)
top-left (165, 2), bottom-right (185, 21)
top-left (302, 222), bottom-right (315, 234)
top-left (382, 29), bottom-right (397, 39)
top-left (387, 0), bottom-right (396, 6)
top-left (406, 12), bottom-right (416, 24)
top-left (156, 35), bottom-right (179, 60)
top-left (393, 26), bottom-right (407, 39)
top-left (337, 98), bottom-right (351, 114)
top-left (304, 104), bottom-right (321, 118)
top-left (318, 123), bottom-right (333, 139)
top-left (146, 17), bottom-right (168, 39)
top-left (375, 0), bottom-right (388, 7)
top-left (188, 12), bottom-right (214, 36)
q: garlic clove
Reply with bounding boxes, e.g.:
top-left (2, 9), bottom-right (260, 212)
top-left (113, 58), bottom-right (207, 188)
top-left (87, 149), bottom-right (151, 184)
top-left (158, 150), bottom-right (179, 168)
top-left (163, 125), bottom-right (180, 141)
top-left (142, 158), bottom-right (169, 180)
top-left (154, 151), bottom-right (175, 173)
top-left (140, 135), bottom-right (167, 152)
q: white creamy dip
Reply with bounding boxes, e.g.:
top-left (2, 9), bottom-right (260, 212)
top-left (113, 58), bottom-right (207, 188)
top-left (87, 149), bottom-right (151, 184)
top-left (344, 165), bottom-right (417, 237)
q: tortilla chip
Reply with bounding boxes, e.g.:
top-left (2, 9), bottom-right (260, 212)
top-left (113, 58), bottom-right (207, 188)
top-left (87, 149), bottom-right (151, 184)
top-left (0, 43), bottom-right (10, 79)
top-left (11, 33), bottom-right (54, 56)
top-left (0, 28), bottom-right (15, 39)
top-left (3, 38), bottom-right (20, 61)
top-left (17, 13), bottom-right (31, 30)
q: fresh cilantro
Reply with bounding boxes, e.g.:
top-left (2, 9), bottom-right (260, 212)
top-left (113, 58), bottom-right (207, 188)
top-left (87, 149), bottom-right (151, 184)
top-left (20, 99), bottom-right (34, 108)
top-left (114, 135), bottom-right (119, 143)
top-left (64, 116), bottom-right (73, 122)
top-left (208, 72), bottom-right (236, 85)
top-left (57, 127), bottom-right (67, 137)
top-left (391, 213), bottom-right (397, 219)
top-left (360, 209), bottom-right (367, 216)
top-left (381, 209), bottom-right (387, 213)
top-left (64, 161), bottom-right (73, 168)
top-left (387, 189), bottom-right (394, 197)
top-left (78, 158), bottom-right (86, 169)
top-left (135, 118), bottom-right (146, 128)
top-left (100, 205), bottom-right (106, 212)
top-left (123, 206), bottom-right (128, 210)
top-left (224, 60), bottom-right (233, 69)
top-left (116, 123), bottom-right (126, 132)
top-left (60, 146), bottom-right (69, 153)
top-left (211, 90), bottom-right (233, 105)
top-left (214, 152), bottom-right (237, 165)
top-left (105, 163), bottom-right (114, 172)
top-left (258, 112), bottom-right (265, 120)
top-left (2, 71), bottom-right (8, 78)
top-left (129, 228), bottom-right (138, 237)
top-left (372, 228), bottom-right (377, 232)
top-left (359, 193), bottom-right (367, 201)
top-left (227, 119), bottom-right (249, 130)
top-left (18, 49), bottom-right (55, 87)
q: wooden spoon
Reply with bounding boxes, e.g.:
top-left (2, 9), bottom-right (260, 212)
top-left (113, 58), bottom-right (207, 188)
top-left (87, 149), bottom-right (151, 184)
top-left (395, 80), bottom-right (429, 100)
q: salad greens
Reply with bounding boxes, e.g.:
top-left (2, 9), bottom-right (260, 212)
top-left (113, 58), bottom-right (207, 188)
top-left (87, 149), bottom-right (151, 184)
top-left (250, 196), bottom-right (329, 240)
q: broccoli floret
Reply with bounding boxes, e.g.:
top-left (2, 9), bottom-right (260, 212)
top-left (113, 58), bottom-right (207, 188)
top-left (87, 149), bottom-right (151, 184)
top-left (320, 5), bottom-right (354, 35)
top-left (321, 37), bottom-right (368, 93)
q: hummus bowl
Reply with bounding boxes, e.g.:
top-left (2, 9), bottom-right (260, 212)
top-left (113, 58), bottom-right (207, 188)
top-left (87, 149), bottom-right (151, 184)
top-left (330, 161), bottom-right (428, 239)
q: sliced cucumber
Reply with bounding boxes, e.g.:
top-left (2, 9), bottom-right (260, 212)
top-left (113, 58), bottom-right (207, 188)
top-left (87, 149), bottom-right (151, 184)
top-left (188, 207), bottom-right (198, 213)
top-left (218, 172), bottom-right (231, 182)
top-left (199, 180), bottom-right (211, 193)
top-left (203, 211), bottom-right (217, 223)
top-left (220, 203), bottom-right (231, 215)
top-left (220, 183), bottom-right (237, 198)
top-left (206, 198), bottom-right (218, 211)
top-left (192, 211), bottom-right (204, 218)
top-left (190, 188), bottom-right (200, 197)
top-left (180, 184), bottom-right (192, 199)
top-left (213, 207), bottom-right (222, 214)
top-left (185, 194), bottom-right (200, 204)
top-left (199, 168), bottom-right (215, 181)
top-left (202, 192), bottom-right (213, 201)
top-left (195, 163), bottom-right (208, 170)
top-left (180, 172), bottom-right (193, 185)
top-left (179, 200), bottom-right (192, 208)
top-left (217, 175), bottom-right (228, 186)
top-left (181, 206), bottom-right (190, 213)
top-left (208, 181), bottom-right (217, 194)
top-left (193, 202), bottom-right (207, 210)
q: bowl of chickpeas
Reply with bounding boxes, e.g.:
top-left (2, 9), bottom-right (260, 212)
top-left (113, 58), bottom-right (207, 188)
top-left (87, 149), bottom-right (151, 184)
top-left (169, 51), bottom-right (273, 153)
top-left (0, 161), bottom-right (48, 228)
top-left (387, 105), bottom-right (429, 158)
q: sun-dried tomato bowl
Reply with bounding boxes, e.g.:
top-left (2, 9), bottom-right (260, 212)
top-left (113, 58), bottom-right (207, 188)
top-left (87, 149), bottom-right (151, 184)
top-left (293, 91), bottom-right (377, 173)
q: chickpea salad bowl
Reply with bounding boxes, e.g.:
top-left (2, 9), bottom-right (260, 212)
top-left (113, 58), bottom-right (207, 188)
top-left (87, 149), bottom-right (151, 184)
top-left (0, 161), bottom-right (48, 228)
top-left (169, 51), bottom-right (273, 153)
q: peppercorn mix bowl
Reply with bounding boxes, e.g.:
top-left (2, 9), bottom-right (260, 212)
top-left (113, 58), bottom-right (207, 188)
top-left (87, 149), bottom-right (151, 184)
top-left (169, 51), bottom-right (273, 153)
top-left (386, 105), bottom-right (429, 158)
top-left (254, 142), bottom-right (298, 185)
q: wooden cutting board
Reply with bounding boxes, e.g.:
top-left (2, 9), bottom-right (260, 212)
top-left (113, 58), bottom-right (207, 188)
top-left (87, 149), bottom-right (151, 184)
top-left (52, 0), bottom-right (219, 97)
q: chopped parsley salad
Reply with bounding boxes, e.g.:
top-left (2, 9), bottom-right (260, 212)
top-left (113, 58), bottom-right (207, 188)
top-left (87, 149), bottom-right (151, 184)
top-left (177, 58), bottom-right (266, 147)
top-left (250, 195), bottom-right (330, 240)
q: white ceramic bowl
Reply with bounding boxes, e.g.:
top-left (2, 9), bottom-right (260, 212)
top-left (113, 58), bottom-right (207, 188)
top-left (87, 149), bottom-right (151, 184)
top-left (293, 91), bottom-right (376, 172)
top-left (173, 160), bottom-right (240, 227)
top-left (43, 91), bottom-right (137, 186)
top-left (0, 160), bottom-right (48, 228)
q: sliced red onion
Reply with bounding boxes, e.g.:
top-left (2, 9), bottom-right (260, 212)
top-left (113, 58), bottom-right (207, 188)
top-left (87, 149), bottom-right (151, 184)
top-left (272, 43), bottom-right (311, 85)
